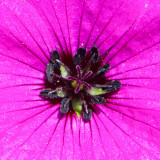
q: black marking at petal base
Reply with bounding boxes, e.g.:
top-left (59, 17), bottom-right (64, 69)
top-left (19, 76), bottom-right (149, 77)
top-left (97, 64), bottom-right (110, 76)
top-left (83, 109), bottom-right (92, 121)
top-left (74, 47), bottom-right (86, 65)
top-left (90, 46), bottom-right (99, 63)
top-left (46, 63), bottom-right (54, 83)
top-left (60, 98), bottom-right (70, 114)
top-left (103, 80), bottom-right (121, 92)
top-left (91, 96), bottom-right (106, 105)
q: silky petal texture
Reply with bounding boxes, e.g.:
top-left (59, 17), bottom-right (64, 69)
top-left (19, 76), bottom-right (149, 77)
top-left (0, 0), bottom-right (160, 159)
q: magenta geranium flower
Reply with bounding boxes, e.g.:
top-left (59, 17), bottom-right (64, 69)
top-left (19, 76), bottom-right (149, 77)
top-left (0, 0), bottom-right (160, 159)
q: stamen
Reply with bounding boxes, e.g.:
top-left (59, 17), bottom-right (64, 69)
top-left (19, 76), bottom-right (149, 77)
top-left (83, 100), bottom-right (88, 114)
top-left (60, 98), bottom-right (70, 114)
top-left (51, 50), bottom-right (60, 69)
top-left (46, 63), bottom-right (54, 83)
top-left (67, 76), bottom-right (92, 90)
top-left (40, 89), bottom-right (58, 99)
top-left (102, 80), bottom-right (121, 92)
top-left (55, 59), bottom-right (72, 74)
top-left (97, 64), bottom-right (110, 76)
top-left (90, 46), bottom-right (99, 63)
top-left (83, 109), bottom-right (92, 121)
top-left (91, 95), bottom-right (106, 105)
top-left (75, 83), bottom-right (81, 94)
top-left (82, 53), bottom-right (95, 75)
top-left (76, 65), bottom-right (82, 78)
top-left (74, 47), bottom-right (86, 65)
top-left (41, 47), bottom-right (121, 121)
top-left (82, 71), bottom-right (93, 80)
top-left (51, 50), bottom-right (60, 62)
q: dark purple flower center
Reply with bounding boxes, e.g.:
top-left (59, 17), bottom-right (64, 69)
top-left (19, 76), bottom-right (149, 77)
top-left (40, 46), bottom-right (121, 121)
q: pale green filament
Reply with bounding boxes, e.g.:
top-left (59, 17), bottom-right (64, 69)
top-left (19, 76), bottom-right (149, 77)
top-left (87, 87), bottom-right (106, 95)
top-left (72, 98), bottom-right (83, 120)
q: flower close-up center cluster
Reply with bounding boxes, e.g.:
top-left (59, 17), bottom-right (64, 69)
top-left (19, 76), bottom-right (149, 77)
top-left (0, 0), bottom-right (160, 159)
top-left (40, 47), bottom-right (121, 120)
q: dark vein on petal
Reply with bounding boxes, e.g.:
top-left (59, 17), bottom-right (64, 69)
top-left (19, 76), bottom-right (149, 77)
top-left (89, 120), bottom-right (95, 159)
top-left (99, 107), bottom-right (157, 158)
top-left (0, 83), bottom-right (44, 90)
top-left (94, 3), bottom-right (122, 46)
top-left (110, 39), bottom-right (160, 71)
top-left (70, 114), bottom-right (75, 159)
top-left (11, 13), bottom-right (50, 63)
top-left (8, 102), bottom-right (52, 113)
top-left (34, 25), bottom-right (51, 61)
top-left (38, 5), bottom-right (64, 52)
top-left (108, 61), bottom-right (160, 78)
top-left (105, 104), bottom-right (160, 132)
top-left (106, 101), bottom-right (160, 112)
top-left (122, 83), bottom-right (160, 92)
top-left (107, 18), bottom-right (155, 63)
top-left (60, 115), bottom-right (68, 159)
top-left (77, 0), bottom-right (86, 49)
top-left (79, 119), bottom-right (82, 154)
top-left (65, 0), bottom-right (72, 54)
top-left (109, 96), bottom-right (159, 102)
top-left (85, 0), bottom-right (106, 49)
top-left (98, 30), bottom-right (116, 50)
top-left (102, 17), bottom-right (139, 60)
top-left (92, 114), bottom-right (107, 157)
top-left (50, 0), bottom-right (69, 53)
top-left (0, 73), bottom-right (44, 81)
top-left (44, 117), bottom-right (61, 153)
top-left (95, 112), bottom-right (125, 158)
top-left (0, 52), bottom-right (44, 73)
top-left (19, 108), bottom-right (59, 148)
top-left (9, 31), bottom-right (46, 66)
top-left (1, 104), bottom-right (54, 135)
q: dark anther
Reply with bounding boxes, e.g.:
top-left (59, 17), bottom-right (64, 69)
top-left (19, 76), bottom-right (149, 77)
top-left (51, 50), bottom-right (60, 62)
top-left (40, 89), bottom-right (57, 99)
top-left (91, 96), bottom-right (106, 105)
top-left (97, 64), bottom-right (110, 76)
top-left (74, 47), bottom-right (86, 65)
top-left (51, 50), bottom-right (61, 69)
top-left (46, 63), bottom-right (54, 83)
top-left (60, 98), bottom-right (70, 114)
top-left (83, 109), bottom-right (92, 121)
top-left (90, 46), bottom-right (99, 63)
top-left (103, 80), bottom-right (121, 92)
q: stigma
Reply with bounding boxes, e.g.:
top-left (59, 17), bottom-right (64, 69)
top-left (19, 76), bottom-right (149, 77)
top-left (40, 46), bottom-right (121, 121)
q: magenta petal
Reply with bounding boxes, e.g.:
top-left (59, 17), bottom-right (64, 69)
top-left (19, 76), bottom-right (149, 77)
top-left (0, 0), bottom-right (160, 159)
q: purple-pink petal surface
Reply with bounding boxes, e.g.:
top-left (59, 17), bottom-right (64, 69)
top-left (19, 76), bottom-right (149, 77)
top-left (0, 0), bottom-right (160, 159)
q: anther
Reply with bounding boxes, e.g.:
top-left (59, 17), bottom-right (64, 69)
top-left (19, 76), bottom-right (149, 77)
top-left (40, 89), bottom-right (57, 99)
top-left (91, 95), bottom-right (106, 105)
top-left (82, 71), bottom-right (93, 80)
top-left (97, 64), bottom-right (110, 76)
top-left (83, 109), bottom-right (92, 121)
top-left (46, 63), bottom-right (54, 83)
top-left (102, 80), bottom-right (121, 92)
top-left (51, 50), bottom-right (60, 69)
top-left (76, 65), bottom-right (82, 78)
top-left (90, 46), bottom-right (99, 63)
top-left (60, 98), bottom-right (70, 114)
top-left (74, 47), bottom-right (86, 65)
top-left (55, 59), bottom-right (72, 74)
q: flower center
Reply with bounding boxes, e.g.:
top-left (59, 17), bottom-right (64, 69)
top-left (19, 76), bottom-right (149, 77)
top-left (40, 46), bottom-right (121, 121)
